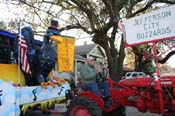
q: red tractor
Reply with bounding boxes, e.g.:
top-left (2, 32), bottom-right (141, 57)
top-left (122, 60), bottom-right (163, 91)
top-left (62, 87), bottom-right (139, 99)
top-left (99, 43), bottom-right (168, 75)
top-left (65, 69), bottom-right (175, 116)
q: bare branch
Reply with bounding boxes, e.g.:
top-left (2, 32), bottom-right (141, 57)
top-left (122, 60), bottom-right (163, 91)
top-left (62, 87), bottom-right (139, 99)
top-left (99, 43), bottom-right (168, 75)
top-left (42, 0), bottom-right (56, 4)
top-left (128, 0), bottom-right (175, 18)
top-left (24, 21), bottom-right (47, 30)
top-left (70, 0), bottom-right (97, 31)
top-left (33, 31), bottom-right (45, 34)
top-left (156, 0), bottom-right (175, 4)
top-left (19, 0), bottom-right (73, 25)
top-left (58, 23), bottom-right (93, 34)
top-left (101, 0), bottom-right (113, 19)
top-left (159, 50), bottom-right (175, 64)
top-left (33, 9), bottom-right (48, 28)
top-left (128, 0), bottom-right (156, 18)
top-left (101, 20), bottom-right (113, 32)
top-left (65, 12), bottom-right (81, 25)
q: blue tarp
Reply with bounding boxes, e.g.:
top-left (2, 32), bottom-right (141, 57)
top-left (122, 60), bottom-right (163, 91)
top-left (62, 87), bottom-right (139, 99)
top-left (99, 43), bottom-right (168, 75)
top-left (0, 29), bottom-right (42, 45)
top-left (0, 29), bottom-right (16, 38)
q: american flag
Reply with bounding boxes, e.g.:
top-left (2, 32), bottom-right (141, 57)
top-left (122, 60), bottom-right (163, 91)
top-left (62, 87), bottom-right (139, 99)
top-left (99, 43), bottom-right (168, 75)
top-left (18, 36), bottom-right (31, 74)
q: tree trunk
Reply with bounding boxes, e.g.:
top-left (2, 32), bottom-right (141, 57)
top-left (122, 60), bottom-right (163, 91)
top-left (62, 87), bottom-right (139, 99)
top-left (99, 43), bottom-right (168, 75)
top-left (135, 55), bottom-right (144, 71)
top-left (93, 33), bottom-right (125, 82)
top-left (117, 37), bottom-right (125, 81)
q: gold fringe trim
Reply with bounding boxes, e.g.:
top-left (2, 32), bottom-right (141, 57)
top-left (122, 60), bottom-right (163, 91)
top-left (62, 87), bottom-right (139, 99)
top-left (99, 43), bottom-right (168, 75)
top-left (21, 97), bottom-right (65, 114)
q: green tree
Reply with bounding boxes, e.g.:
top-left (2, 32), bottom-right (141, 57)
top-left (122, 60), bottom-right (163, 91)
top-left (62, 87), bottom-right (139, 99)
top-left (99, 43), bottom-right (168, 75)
top-left (10, 0), bottom-right (175, 81)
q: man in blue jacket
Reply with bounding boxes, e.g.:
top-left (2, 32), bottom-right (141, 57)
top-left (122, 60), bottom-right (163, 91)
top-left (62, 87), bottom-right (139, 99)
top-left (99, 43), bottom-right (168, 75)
top-left (80, 57), bottom-right (112, 107)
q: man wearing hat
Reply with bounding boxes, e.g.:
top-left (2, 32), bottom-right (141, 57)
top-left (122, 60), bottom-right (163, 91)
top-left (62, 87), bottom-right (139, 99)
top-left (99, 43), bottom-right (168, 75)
top-left (43, 20), bottom-right (60, 45)
top-left (80, 57), bottom-right (112, 107)
top-left (36, 20), bottom-right (60, 85)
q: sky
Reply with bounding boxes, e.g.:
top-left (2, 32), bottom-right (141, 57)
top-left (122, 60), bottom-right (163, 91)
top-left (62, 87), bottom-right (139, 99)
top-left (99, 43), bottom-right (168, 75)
top-left (0, 1), bottom-right (174, 68)
top-left (167, 53), bottom-right (175, 68)
top-left (0, 0), bottom-right (92, 45)
top-left (0, 1), bottom-right (26, 22)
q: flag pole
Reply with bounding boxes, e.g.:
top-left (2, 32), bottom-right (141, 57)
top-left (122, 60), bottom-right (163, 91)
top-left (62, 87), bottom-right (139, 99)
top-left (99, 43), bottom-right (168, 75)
top-left (18, 19), bottom-right (21, 86)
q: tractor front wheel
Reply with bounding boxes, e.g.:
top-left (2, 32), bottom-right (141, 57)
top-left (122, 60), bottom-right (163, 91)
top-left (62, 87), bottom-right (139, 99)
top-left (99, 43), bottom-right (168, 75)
top-left (67, 97), bottom-right (102, 116)
top-left (104, 106), bottom-right (126, 116)
top-left (115, 106), bottom-right (126, 116)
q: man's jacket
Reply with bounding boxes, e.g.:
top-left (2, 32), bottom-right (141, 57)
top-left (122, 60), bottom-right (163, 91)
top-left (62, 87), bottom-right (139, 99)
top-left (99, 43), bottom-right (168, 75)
top-left (80, 64), bottom-right (97, 85)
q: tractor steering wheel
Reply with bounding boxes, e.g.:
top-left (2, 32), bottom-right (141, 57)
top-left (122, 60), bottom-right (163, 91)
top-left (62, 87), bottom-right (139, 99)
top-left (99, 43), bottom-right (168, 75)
top-left (96, 68), bottom-right (108, 83)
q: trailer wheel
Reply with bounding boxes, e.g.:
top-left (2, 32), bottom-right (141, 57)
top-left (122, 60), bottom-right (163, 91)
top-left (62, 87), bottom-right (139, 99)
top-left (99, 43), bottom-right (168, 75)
top-left (67, 97), bottom-right (102, 116)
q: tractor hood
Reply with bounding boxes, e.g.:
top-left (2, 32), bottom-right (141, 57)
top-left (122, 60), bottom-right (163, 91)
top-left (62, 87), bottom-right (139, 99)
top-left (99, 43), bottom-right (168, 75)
top-left (160, 75), bottom-right (175, 86)
top-left (119, 77), bottom-right (152, 87)
top-left (119, 75), bottom-right (175, 87)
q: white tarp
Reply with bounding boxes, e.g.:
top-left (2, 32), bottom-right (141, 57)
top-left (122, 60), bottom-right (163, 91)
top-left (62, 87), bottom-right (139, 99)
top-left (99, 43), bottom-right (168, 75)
top-left (123, 5), bottom-right (175, 46)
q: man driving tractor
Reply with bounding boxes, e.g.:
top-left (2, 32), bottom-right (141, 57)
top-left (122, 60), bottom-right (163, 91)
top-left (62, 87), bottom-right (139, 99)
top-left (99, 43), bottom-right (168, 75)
top-left (80, 57), bottom-right (112, 108)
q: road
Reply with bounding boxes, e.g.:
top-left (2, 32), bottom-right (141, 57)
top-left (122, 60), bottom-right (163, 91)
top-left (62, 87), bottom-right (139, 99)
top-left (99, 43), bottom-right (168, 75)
top-left (126, 107), bottom-right (160, 116)
top-left (24, 111), bottom-right (60, 116)
top-left (24, 105), bottom-right (161, 116)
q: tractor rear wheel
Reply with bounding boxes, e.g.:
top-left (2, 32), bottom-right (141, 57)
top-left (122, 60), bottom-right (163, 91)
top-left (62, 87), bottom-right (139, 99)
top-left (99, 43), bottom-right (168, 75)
top-left (67, 97), bottom-right (102, 116)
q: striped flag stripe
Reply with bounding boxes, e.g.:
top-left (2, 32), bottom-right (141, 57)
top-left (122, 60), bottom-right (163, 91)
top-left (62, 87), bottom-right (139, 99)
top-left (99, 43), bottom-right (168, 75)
top-left (19, 36), bottom-right (31, 74)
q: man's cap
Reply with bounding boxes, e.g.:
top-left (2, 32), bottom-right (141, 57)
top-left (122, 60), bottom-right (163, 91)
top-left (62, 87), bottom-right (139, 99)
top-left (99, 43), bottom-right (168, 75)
top-left (50, 20), bottom-right (59, 29)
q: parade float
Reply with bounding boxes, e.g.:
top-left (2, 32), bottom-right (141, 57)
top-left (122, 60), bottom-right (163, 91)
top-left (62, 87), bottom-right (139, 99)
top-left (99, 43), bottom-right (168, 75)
top-left (0, 20), bottom-right (75, 116)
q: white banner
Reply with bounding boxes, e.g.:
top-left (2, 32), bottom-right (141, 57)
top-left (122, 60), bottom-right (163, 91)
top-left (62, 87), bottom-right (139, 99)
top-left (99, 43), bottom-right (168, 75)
top-left (123, 5), bottom-right (175, 46)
